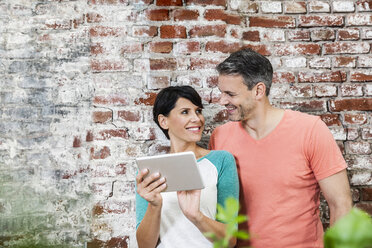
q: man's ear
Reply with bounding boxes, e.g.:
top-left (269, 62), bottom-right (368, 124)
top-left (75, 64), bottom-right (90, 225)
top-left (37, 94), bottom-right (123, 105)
top-left (254, 82), bottom-right (266, 100)
top-left (158, 114), bottom-right (168, 130)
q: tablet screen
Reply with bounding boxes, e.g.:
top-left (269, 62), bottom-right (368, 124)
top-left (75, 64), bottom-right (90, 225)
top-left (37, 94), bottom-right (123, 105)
top-left (136, 151), bottom-right (205, 192)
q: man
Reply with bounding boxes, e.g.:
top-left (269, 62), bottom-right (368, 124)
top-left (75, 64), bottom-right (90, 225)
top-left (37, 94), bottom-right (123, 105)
top-left (209, 48), bottom-right (352, 248)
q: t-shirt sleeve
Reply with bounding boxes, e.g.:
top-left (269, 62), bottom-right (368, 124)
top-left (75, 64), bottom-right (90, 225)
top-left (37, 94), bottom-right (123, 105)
top-left (307, 118), bottom-right (347, 181)
top-left (136, 185), bottom-right (148, 229)
top-left (217, 151), bottom-right (239, 207)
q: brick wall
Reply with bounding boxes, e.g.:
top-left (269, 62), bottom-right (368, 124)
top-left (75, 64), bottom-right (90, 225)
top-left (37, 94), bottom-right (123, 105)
top-left (0, 0), bottom-right (371, 247)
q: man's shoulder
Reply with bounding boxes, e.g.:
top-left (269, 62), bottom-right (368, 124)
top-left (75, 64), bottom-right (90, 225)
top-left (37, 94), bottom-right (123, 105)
top-left (285, 109), bottom-right (321, 127)
top-left (213, 121), bottom-right (240, 133)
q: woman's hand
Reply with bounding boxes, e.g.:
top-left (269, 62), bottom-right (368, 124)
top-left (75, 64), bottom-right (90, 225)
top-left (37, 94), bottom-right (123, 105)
top-left (136, 169), bottom-right (167, 207)
top-left (177, 190), bottom-right (203, 224)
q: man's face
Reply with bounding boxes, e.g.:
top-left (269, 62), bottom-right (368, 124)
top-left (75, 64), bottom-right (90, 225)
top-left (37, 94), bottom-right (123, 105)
top-left (217, 74), bottom-right (256, 122)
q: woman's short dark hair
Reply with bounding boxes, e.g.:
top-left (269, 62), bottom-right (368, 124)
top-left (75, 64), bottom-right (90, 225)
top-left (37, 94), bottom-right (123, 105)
top-left (153, 86), bottom-right (203, 139)
top-left (216, 48), bottom-right (273, 96)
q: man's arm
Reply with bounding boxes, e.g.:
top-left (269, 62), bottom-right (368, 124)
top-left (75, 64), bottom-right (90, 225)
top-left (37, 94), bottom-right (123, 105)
top-left (318, 169), bottom-right (352, 226)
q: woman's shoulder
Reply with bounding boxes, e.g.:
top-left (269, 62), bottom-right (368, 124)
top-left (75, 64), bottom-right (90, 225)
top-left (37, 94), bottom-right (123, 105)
top-left (205, 150), bottom-right (235, 165)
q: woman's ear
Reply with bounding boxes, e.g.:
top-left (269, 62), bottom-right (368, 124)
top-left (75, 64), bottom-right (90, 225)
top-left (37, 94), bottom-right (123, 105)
top-left (158, 114), bottom-right (168, 130)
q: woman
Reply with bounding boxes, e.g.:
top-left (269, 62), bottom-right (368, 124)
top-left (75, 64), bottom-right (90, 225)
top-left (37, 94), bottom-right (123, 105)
top-left (136, 86), bottom-right (239, 248)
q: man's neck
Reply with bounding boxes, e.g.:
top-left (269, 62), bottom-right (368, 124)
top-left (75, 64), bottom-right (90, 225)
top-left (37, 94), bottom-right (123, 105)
top-left (241, 103), bottom-right (285, 140)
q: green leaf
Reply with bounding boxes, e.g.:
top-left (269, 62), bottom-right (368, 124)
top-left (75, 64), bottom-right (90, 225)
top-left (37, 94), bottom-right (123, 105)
top-left (235, 215), bottom-right (248, 224)
top-left (234, 230), bottom-right (250, 240)
top-left (324, 208), bottom-right (372, 248)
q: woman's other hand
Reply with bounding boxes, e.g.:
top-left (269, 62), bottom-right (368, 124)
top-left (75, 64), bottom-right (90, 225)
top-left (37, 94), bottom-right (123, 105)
top-left (177, 190), bottom-right (203, 224)
top-left (136, 169), bottom-right (167, 207)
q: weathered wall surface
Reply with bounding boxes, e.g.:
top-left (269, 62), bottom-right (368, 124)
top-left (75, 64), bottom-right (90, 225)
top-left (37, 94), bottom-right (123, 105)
top-left (0, 0), bottom-right (371, 247)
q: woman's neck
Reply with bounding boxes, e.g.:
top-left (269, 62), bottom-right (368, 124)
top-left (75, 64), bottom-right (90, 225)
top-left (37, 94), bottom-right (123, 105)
top-left (169, 141), bottom-right (208, 159)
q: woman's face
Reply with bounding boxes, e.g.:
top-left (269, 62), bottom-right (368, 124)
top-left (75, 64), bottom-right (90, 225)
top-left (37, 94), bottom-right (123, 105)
top-left (161, 97), bottom-right (205, 143)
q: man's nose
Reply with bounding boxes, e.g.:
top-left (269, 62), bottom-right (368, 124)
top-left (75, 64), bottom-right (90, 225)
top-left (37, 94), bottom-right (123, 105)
top-left (219, 94), bottom-right (228, 105)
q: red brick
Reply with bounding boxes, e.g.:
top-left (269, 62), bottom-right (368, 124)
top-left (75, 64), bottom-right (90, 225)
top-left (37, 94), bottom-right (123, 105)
top-left (351, 71), bottom-right (372, 82)
top-left (97, 129), bottom-right (128, 140)
top-left (145, 9), bottom-right (169, 21)
top-left (242, 44), bottom-right (271, 56)
top-left (150, 58), bottom-right (177, 70)
top-left (190, 58), bottom-right (222, 70)
top-left (73, 137), bottom-right (81, 148)
top-left (314, 85), bottom-right (337, 97)
top-left (186, 0), bottom-right (226, 6)
top-left (309, 1), bottom-right (330, 12)
top-left (361, 188), bottom-right (372, 201)
top-left (86, 13), bottom-right (103, 23)
top-left (333, 56), bottom-right (356, 68)
top-left (206, 76), bottom-right (218, 87)
top-left (160, 25), bottom-right (186, 38)
top-left (273, 43), bottom-right (321, 56)
top-left (173, 9), bottom-right (199, 21)
top-left (132, 26), bottom-right (158, 37)
top-left (357, 1), bottom-right (372, 11)
top-left (133, 127), bottom-right (156, 140)
top-left (338, 29), bottom-right (360, 40)
top-left (320, 114), bottom-right (342, 126)
top-left (311, 29), bottom-right (335, 41)
top-left (309, 58), bottom-right (331, 69)
top-left (149, 41), bottom-right (173, 53)
top-left (287, 30), bottom-right (310, 41)
top-left (189, 25), bottom-right (226, 37)
top-left (148, 76), bottom-right (170, 89)
top-left (86, 131), bottom-right (94, 142)
top-left (157, 0), bottom-right (182, 6)
top-left (242, 31), bottom-right (260, 41)
top-left (91, 43), bottom-right (104, 55)
top-left (346, 141), bottom-right (371, 154)
top-left (299, 71), bottom-right (346, 83)
top-left (347, 14), bottom-right (372, 26)
top-left (93, 111), bottom-right (112, 123)
top-left (289, 85), bottom-right (313, 98)
top-left (90, 26), bottom-right (125, 37)
top-left (358, 56), bottom-right (372, 67)
top-left (205, 41), bottom-right (241, 53)
top-left (249, 16), bottom-right (295, 28)
top-left (204, 9), bottom-right (241, 25)
top-left (278, 100), bottom-right (327, 112)
top-left (299, 15), bottom-right (344, 27)
top-left (88, 0), bottom-right (130, 3)
top-left (284, 1), bottom-right (306, 13)
top-left (93, 95), bottom-right (127, 105)
top-left (92, 201), bottom-right (131, 215)
top-left (90, 146), bottom-right (111, 160)
top-left (134, 92), bottom-right (157, 106)
top-left (344, 113), bottom-right (368, 125)
top-left (87, 237), bottom-right (128, 248)
top-left (340, 84), bottom-right (363, 97)
top-left (272, 71), bottom-right (296, 84)
top-left (329, 98), bottom-right (372, 111)
top-left (121, 43), bottom-right (143, 54)
top-left (175, 41), bottom-right (200, 54)
top-left (362, 128), bottom-right (372, 139)
top-left (91, 60), bottom-right (128, 72)
top-left (118, 110), bottom-right (141, 121)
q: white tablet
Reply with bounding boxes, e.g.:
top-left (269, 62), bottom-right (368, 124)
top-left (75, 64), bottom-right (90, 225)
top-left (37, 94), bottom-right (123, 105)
top-left (136, 151), bottom-right (205, 192)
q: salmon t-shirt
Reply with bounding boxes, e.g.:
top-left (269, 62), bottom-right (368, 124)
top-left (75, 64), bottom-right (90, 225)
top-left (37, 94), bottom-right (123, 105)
top-left (209, 110), bottom-right (347, 248)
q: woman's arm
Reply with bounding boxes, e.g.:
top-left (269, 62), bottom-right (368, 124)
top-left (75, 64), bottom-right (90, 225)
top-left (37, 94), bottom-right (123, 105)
top-left (177, 190), bottom-right (237, 247)
top-left (136, 169), bottom-right (167, 248)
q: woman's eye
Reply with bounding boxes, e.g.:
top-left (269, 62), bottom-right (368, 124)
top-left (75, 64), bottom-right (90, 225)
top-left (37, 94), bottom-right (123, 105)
top-left (181, 110), bottom-right (188, 114)
top-left (196, 109), bottom-right (202, 114)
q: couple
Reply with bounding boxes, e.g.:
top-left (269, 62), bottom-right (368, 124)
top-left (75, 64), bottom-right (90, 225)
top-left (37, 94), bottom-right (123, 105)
top-left (136, 49), bottom-right (352, 248)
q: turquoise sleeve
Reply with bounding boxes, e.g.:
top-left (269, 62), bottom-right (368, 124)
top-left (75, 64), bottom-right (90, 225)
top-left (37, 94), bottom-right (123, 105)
top-left (215, 151), bottom-right (239, 208)
top-left (135, 182), bottom-right (148, 229)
